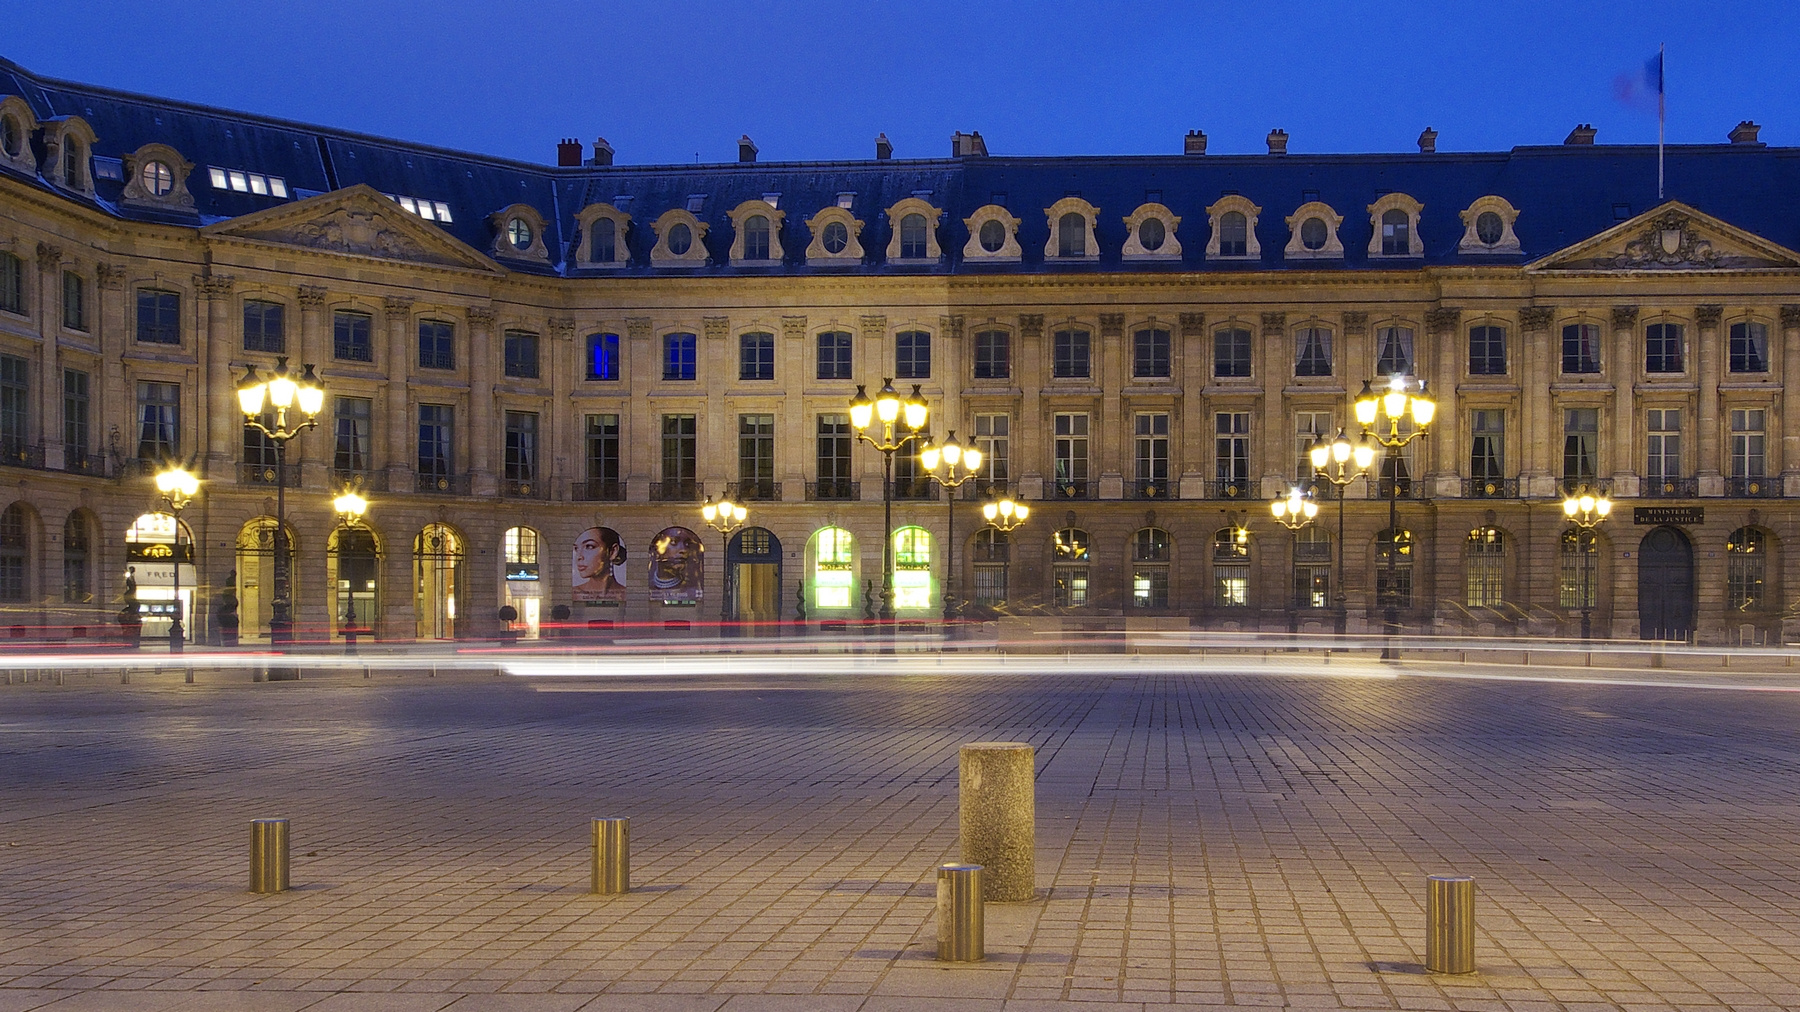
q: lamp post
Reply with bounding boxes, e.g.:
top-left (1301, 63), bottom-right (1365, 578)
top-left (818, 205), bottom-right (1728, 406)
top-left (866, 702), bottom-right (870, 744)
top-left (980, 496), bottom-right (1029, 613)
top-left (1561, 486), bottom-right (1613, 640)
top-left (333, 488), bottom-right (369, 653)
top-left (849, 380), bottom-right (928, 644)
top-left (153, 465), bottom-right (199, 655)
top-left (701, 494), bottom-right (747, 630)
top-left (1353, 374), bottom-right (1437, 660)
top-left (919, 431), bottom-right (984, 625)
top-left (1309, 429), bottom-right (1378, 637)
top-left (1271, 485), bottom-right (1318, 641)
top-left (238, 356), bottom-right (324, 647)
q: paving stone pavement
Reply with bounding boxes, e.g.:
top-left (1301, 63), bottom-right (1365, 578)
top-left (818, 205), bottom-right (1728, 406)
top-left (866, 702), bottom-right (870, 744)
top-left (0, 658), bottom-right (1799, 1010)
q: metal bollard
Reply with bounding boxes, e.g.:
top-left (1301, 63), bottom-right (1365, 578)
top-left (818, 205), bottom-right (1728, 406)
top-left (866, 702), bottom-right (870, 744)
top-left (591, 818), bottom-right (629, 894)
top-left (936, 863), bottom-right (985, 961)
top-left (1425, 874), bottom-right (1475, 974)
top-left (249, 818), bottom-right (290, 894)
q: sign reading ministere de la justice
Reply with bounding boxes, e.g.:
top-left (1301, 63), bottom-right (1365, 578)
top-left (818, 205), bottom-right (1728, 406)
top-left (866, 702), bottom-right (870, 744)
top-left (1634, 507), bottom-right (1704, 525)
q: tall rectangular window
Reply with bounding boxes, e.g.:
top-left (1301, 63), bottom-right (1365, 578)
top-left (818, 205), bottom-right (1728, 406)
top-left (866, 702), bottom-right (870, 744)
top-left (417, 404), bottom-right (453, 479)
top-left (61, 271), bottom-right (85, 331)
top-left (816, 413), bottom-right (851, 494)
top-left (1215, 412), bottom-right (1250, 492)
top-left (661, 414), bottom-right (697, 486)
top-left (63, 369), bottom-right (89, 464)
top-left (504, 411), bottom-right (538, 485)
top-left (1214, 327), bottom-right (1252, 378)
top-left (973, 330), bottom-right (1010, 379)
top-left (1133, 328), bottom-right (1170, 379)
top-left (585, 414), bottom-right (621, 489)
top-left (136, 289), bottom-right (180, 344)
top-left (586, 332), bottom-right (620, 380)
top-left (1295, 411), bottom-right (1331, 480)
top-left (334, 310), bottom-right (373, 362)
top-left (663, 332), bottom-right (697, 380)
top-left (1730, 322), bottom-right (1769, 373)
top-left (1468, 325), bottom-right (1506, 375)
top-left (0, 355), bottom-right (26, 453)
top-left (1469, 409), bottom-right (1504, 481)
top-left (817, 330), bottom-right (852, 380)
top-left (503, 330), bottom-right (540, 379)
top-left (418, 319), bottom-right (455, 370)
top-left (1134, 413), bottom-right (1169, 492)
top-left (1053, 413), bottom-right (1089, 495)
top-left (0, 253), bottom-right (21, 316)
top-left (243, 406), bottom-right (279, 469)
top-left (1561, 323), bottom-right (1601, 374)
top-left (1053, 329), bottom-right (1091, 379)
top-left (974, 414), bottom-right (1009, 487)
top-left (1645, 322), bottom-right (1684, 373)
top-left (738, 413), bottom-right (775, 495)
top-left (243, 299), bottom-right (285, 353)
top-left (333, 396), bottom-right (372, 474)
top-left (739, 331), bottom-right (774, 381)
top-left (1646, 409), bottom-right (1681, 484)
top-left (1563, 407), bottom-right (1598, 489)
top-left (1732, 408), bottom-right (1767, 479)
top-left (1295, 327), bottom-right (1332, 377)
top-left (136, 380), bottom-right (180, 462)
top-left (1375, 326), bottom-right (1413, 375)
top-left (895, 330), bottom-right (931, 379)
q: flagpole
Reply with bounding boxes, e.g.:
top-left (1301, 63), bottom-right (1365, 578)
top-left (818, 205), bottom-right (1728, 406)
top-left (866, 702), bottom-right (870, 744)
top-left (1658, 43), bottom-right (1665, 200)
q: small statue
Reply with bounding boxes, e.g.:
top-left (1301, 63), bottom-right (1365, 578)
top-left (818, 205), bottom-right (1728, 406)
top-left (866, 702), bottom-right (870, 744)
top-left (117, 566), bottom-right (143, 648)
top-left (862, 579), bottom-right (876, 621)
top-left (216, 569), bottom-right (240, 647)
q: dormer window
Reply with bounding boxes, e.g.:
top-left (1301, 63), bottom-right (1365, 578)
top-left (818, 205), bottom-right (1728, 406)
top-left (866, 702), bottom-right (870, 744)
top-left (1284, 201), bottom-right (1344, 260)
top-left (64, 139), bottom-right (85, 190)
top-left (1043, 197), bottom-right (1099, 262)
top-left (899, 215), bottom-right (928, 257)
top-left (651, 208), bottom-right (708, 267)
top-left (0, 98), bottom-right (36, 177)
top-left (804, 205), bottom-right (864, 265)
top-left (45, 116), bottom-right (98, 196)
top-left (1476, 213), bottom-right (1503, 245)
top-left (1058, 214), bottom-right (1085, 256)
top-left (507, 217), bottom-right (533, 250)
top-left (1380, 210), bottom-right (1409, 254)
top-left (979, 221), bottom-right (1005, 251)
top-left (594, 218), bottom-right (618, 260)
top-left (1457, 196), bottom-right (1522, 255)
top-left (727, 200), bottom-right (786, 264)
top-left (962, 204), bottom-right (1021, 263)
top-left (823, 222), bottom-right (848, 253)
top-left (884, 198), bottom-right (943, 263)
top-left (1205, 196), bottom-right (1262, 260)
top-left (1122, 203), bottom-right (1182, 262)
top-left (121, 143), bottom-right (195, 211)
top-left (141, 160), bottom-right (174, 196)
top-left (1301, 218), bottom-right (1328, 249)
top-left (486, 203), bottom-right (550, 262)
top-left (744, 215), bottom-right (771, 259)
top-left (1220, 213), bottom-right (1247, 255)
top-left (0, 116), bottom-right (17, 158)
top-left (1366, 193), bottom-right (1424, 258)
top-left (669, 223), bottom-right (693, 254)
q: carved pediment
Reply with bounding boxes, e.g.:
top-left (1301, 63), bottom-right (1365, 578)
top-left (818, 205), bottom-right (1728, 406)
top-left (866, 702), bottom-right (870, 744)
top-left (201, 184), bottom-right (502, 273)
top-left (1530, 201), bottom-right (1800, 272)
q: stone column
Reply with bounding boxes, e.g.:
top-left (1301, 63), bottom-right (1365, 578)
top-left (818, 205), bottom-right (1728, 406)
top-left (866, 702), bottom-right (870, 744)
top-left (1695, 304), bottom-right (1723, 494)
top-left (1015, 315), bottom-right (1044, 500)
top-left (1783, 306), bottom-right (1800, 497)
top-left (1610, 305), bottom-right (1639, 495)
top-left (197, 275), bottom-right (236, 473)
top-left (1425, 307), bottom-right (1460, 495)
top-left (95, 264), bottom-right (127, 465)
top-left (1097, 313), bottom-right (1125, 500)
top-left (959, 742), bottom-right (1034, 902)
top-left (1259, 312), bottom-right (1288, 498)
top-left (32, 244), bottom-right (61, 468)
top-left (625, 316), bottom-right (654, 502)
top-left (1518, 307), bottom-right (1555, 497)
top-left (549, 316), bottom-right (575, 502)
top-left (1177, 313), bottom-right (1206, 499)
top-left (466, 304), bottom-right (496, 495)
top-left (779, 315), bottom-right (806, 501)
top-left (382, 296), bottom-right (413, 488)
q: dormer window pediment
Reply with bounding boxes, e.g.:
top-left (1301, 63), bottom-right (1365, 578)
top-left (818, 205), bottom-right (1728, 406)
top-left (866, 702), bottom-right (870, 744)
top-left (577, 202), bottom-right (632, 268)
top-left (962, 204), bottom-right (1022, 263)
top-left (1284, 201), bottom-right (1344, 260)
top-left (42, 115), bottom-right (98, 197)
top-left (1122, 202), bottom-right (1182, 262)
top-left (1205, 195), bottom-right (1262, 260)
top-left (727, 199), bottom-right (786, 265)
top-left (0, 97), bottom-right (39, 177)
top-left (1044, 196), bottom-right (1100, 262)
top-left (884, 197), bottom-right (944, 263)
top-left (488, 203), bottom-right (550, 263)
top-left (1367, 193), bottom-right (1425, 258)
top-left (651, 208), bottom-right (709, 268)
top-left (804, 206), bottom-right (865, 265)
top-left (1458, 195), bottom-right (1523, 255)
top-left (121, 143), bottom-right (196, 211)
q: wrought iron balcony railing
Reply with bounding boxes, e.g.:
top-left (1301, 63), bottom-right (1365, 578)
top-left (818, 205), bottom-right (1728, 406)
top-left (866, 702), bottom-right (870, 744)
top-left (1462, 477), bottom-right (1519, 499)
top-left (806, 479), bottom-right (860, 501)
top-left (649, 480), bottom-right (703, 502)
top-left (1725, 476), bottom-right (1781, 498)
top-left (1642, 477), bottom-right (1698, 498)
top-left (571, 479), bottom-right (626, 502)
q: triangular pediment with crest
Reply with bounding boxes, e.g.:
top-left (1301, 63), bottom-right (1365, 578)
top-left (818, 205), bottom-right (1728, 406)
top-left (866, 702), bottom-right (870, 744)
top-left (1529, 201), bottom-right (1800, 272)
top-left (201, 184), bottom-right (503, 274)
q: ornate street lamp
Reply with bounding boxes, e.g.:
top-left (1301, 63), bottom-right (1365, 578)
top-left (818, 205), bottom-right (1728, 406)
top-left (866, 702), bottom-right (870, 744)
top-left (238, 356), bottom-right (324, 646)
top-left (1270, 486), bottom-right (1318, 639)
top-left (1562, 486), bottom-right (1613, 640)
top-left (333, 488), bottom-right (369, 652)
top-left (1309, 429), bottom-right (1378, 637)
top-left (1354, 374), bottom-right (1437, 659)
top-left (919, 431), bottom-right (984, 623)
top-left (701, 495), bottom-right (748, 629)
top-left (153, 465), bottom-right (199, 655)
top-left (849, 379), bottom-right (928, 643)
top-left (980, 497), bottom-right (1029, 615)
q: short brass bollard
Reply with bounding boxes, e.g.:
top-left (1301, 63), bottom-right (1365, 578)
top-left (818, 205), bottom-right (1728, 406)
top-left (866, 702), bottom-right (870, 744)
top-left (1425, 874), bottom-right (1476, 974)
top-left (936, 863), bottom-right (984, 962)
top-left (959, 742), bottom-right (1035, 902)
top-left (249, 818), bottom-right (289, 894)
top-left (591, 817), bottom-right (629, 894)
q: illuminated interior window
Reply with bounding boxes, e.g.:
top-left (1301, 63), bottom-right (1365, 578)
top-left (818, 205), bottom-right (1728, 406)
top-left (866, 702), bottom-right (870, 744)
top-left (893, 526), bottom-right (932, 610)
top-left (208, 167), bottom-right (227, 188)
top-left (504, 526), bottom-right (540, 581)
top-left (227, 170), bottom-right (248, 192)
top-left (812, 527), bottom-right (854, 609)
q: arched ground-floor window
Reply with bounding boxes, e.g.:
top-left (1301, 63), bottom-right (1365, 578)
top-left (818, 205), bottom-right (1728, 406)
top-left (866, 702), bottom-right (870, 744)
top-left (502, 525), bottom-right (541, 638)
top-left (330, 526), bottom-right (382, 638)
top-left (234, 517), bottom-right (297, 642)
top-left (1374, 528), bottom-right (1413, 609)
top-left (893, 526), bottom-right (933, 612)
top-left (414, 523), bottom-right (464, 640)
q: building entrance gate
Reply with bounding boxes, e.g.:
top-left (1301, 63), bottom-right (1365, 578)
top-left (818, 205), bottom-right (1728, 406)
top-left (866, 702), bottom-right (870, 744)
top-left (1637, 525), bottom-right (1695, 641)
top-left (725, 527), bottom-right (781, 635)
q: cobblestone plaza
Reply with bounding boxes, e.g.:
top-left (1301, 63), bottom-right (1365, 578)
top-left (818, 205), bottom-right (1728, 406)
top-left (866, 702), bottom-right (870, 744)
top-left (1, 658), bottom-right (1799, 1010)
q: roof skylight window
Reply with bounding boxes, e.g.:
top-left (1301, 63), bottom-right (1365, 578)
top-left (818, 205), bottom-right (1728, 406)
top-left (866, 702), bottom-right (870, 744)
top-left (836, 192), bottom-right (855, 209)
top-left (686, 194), bottom-right (707, 212)
top-left (208, 166), bottom-right (288, 199)
top-left (384, 193), bottom-right (454, 223)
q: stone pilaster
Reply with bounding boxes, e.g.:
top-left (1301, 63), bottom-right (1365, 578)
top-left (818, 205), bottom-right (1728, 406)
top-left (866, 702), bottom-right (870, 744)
top-left (1177, 312), bottom-right (1206, 499)
top-left (1097, 313), bottom-right (1125, 500)
top-left (1259, 312), bottom-right (1288, 497)
top-left (1425, 307), bottom-right (1461, 494)
top-left (465, 305), bottom-right (497, 495)
top-left (33, 244), bottom-right (62, 467)
top-left (1781, 306), bottom-right (1800, 496)
top-left (1695, 304), bottom-right (1723, 495)
top-left (779, 315), bottom-right (807, 501)
top-left (1518, 307), bottom-right (1556, 496)
top-left (1016, 314), bottom-right (1044, 499)
top-left (625, 316), bottom-right (653, 502)
top-left (196, 275), bottom-right (236, 473)
top-left (382, 296), bottom-right (413, 487)
top-left (1610, 305), bottom-right (1640, 494)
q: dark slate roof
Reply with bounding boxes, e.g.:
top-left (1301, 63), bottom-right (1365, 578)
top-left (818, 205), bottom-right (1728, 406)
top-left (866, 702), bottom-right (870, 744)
top-left (5, 55), bottom-right (1800, 276)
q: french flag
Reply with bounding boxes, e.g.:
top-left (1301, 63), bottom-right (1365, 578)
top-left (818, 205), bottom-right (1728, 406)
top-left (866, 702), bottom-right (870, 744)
top-left (1614, 51), bottom-right (1664, 113)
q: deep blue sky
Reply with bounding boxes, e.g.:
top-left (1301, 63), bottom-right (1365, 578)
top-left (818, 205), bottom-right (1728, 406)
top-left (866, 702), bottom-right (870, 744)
top-left (9, 1), bottom-right (1796, 166)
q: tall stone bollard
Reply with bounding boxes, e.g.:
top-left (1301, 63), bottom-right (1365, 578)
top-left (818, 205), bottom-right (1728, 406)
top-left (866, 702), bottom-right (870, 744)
top-left (959, 741), bottom-right (1035, 901)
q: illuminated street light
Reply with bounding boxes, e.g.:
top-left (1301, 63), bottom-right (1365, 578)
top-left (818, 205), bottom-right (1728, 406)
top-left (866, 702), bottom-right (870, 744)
top-left (849, 380), bottom-right (928, 643)
top-left (152, 466), bottom-right (199, 655)
top-left (918, 431), bottom-right (984, 622)
top-left (1353, 374), bottom-right (1438, 659)
top-left (1562, 485), bottom-right (1613, 640)
top-left (238, 357), bottom-right (324, 646)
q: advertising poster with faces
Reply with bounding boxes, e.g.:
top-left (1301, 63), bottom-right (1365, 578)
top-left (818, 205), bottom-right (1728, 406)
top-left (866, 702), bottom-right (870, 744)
top-left (649, 526), bottom-right (703, 603)
top-left (572, 526), bottom-right (627, 604)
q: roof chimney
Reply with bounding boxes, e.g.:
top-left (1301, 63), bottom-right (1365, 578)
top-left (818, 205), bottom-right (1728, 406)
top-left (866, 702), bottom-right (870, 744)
top-left (1729, 120), bottom-right (1763, 145)
top-left (738, 135), bottom-right (758, 163)
top-left (952, 130), bottom-right (987, 157)
top-left (1564, 123), bottom-right (1597, 145)
top-left (875, 133), bottom-right (892, 160)
top-left (1184, 130), bottom-right (1207, 156)
top-left (556, 138), bottom-right (582, 167)
top-left (591, 137), bottom-right (614, 166)
top-left (1266, 128), bottom-right (1289, 155)
top-left (1417, 127), bottom-right (1438, 154)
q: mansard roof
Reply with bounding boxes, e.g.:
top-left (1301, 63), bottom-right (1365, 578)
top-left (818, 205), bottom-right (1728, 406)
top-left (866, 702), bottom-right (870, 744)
top-left (4, 54), bottom-right (1799, 279)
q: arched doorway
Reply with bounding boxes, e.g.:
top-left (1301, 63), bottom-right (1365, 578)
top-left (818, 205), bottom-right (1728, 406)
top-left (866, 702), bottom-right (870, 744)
top-left (131, 511), bottom-right (196, 641)
top-left (414, 524), bottom-right (463, 640)
top-left (234, 517), bottom-right (296, 642)
top-left (725, 526), bottom-right (781, 635)
top-left (1637, 525), bottom-right (1694, 641)
top-left (328, 526), bottom-right (381, 639)
top-left (501, 526), bottom-right (541, 639)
